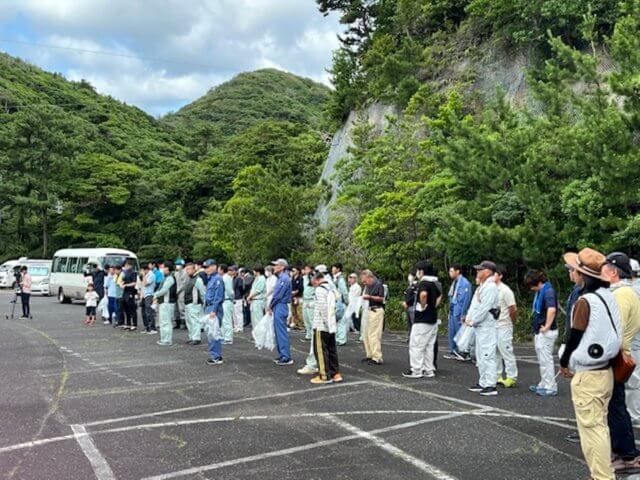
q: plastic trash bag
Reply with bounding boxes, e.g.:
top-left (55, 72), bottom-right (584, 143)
top-left (252, 313), bottom-right (275, 351)
top-left (98, 296), bottom-right (109, 319)
top-left (200, 314), bottom-right (222, 341)
top-left (455, 324), bottom-right (475, 353)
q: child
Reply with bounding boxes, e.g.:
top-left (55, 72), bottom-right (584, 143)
top-left (84, 284), bottom-right (99, 325)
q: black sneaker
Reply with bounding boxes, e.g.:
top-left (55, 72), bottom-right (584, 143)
top-left (367, 359), bottom-right (383, 366)
top-left (186, 340), bottom-right (194, 345)
top-left (479, 387), bottom-right (498, 396)
top-left (191, 340), bottom-right (201, 345)
top-left (468, 384), bottom-right (483, 393)
top-left (207, 358), bottom-right (223, 365)
top-left (361, 357), bottom-right (371, 363)
top-left (274, 359), bottom-right (294, 366)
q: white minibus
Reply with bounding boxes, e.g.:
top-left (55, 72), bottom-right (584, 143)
top-left (50, 248), bottom-right (138, 303)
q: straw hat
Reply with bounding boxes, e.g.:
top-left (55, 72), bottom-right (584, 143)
top-left (563, 248), bottom-right (608, 281)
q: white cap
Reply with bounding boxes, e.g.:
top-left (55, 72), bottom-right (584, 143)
top-left (315, 264), bottom-right (328, 274)
top-left (631, 259), bottom-right (640, 275)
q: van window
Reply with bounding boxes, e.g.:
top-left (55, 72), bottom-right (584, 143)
top-left (57, 257), bottom-right (71, 273)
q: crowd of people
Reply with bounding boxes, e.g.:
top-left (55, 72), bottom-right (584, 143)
top-left (79, 248), bottom-right (640, 479)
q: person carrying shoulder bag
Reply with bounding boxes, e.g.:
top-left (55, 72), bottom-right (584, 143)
top-left (560, 248), bottom-right (623, 480)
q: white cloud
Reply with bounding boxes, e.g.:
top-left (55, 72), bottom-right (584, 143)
top-left (0, 0), bottom-right (341, 115)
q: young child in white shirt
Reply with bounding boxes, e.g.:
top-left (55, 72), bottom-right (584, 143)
top-left (84, 284), bottom-right (99, 325)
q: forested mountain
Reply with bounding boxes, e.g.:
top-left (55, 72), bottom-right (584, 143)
top-left (0, 56), bottom-right (331, 262)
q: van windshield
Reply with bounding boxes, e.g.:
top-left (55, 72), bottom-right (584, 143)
top-left (28, 266), bottom-right (50, 277)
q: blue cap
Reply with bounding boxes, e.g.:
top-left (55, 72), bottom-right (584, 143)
top-left (203, 259), bottom-right (217, 267)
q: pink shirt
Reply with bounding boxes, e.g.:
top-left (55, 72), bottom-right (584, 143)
top-left (21, 273), bottom-right (32, 294)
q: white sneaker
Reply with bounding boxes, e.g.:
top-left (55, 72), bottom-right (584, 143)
top-left (424, 372), bottom-right (436, 378)
top-left (297, 365), bottom-right (318, 375)
top-left (103, 320), bottom-right (110, 325)
top-left (148, 330), bottom-right (158, 335)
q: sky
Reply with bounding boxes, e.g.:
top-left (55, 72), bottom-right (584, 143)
top-left (0, 1), bottom-right (342, 116)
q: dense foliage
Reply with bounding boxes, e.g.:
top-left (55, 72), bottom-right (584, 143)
top-left (0, 57), bottom-right (331, 261)
top-left (316, 0), bottom-right (640, 334)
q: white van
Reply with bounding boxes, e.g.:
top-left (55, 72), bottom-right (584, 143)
top-left (14, 259), bottom-right (53, 295)
top-left (0, 258), bottom-right (25, 288)
top-left (50, 248), bottom-right (138, 303)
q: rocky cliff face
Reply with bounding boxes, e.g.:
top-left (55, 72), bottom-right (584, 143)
top-left (315, 103), bottom-right (399, 227)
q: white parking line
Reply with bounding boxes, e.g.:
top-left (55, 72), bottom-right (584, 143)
top-left (140, 412), bottom-right (471, 480)
top-left (329, 416), bottom-right (458, 480)
top-left (70, 425), bottom-right (115, 480)
top-left (83, 380), bottom-right (371, 427)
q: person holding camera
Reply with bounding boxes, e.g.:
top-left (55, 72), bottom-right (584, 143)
top-left (466, 261), bottom-right (500, 396)
top-left (18, 266), bottom-right (32, 319)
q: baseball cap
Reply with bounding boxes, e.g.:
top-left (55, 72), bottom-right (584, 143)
top-left (271, 258), bottom-right (289, 268)
top-left (203, 259), bottom-right (217, 267)
top-left (473, 260), bottom-right (497, 272)
top-left (631, 259), bottom-right (640, 275)
top-left (605, 252), bottom-right (632, 276)
top-left (175, 258), bottom-right (185, 266)
top-left (315, 264), bottom-right (328, 274)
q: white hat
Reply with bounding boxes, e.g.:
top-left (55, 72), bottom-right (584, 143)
top-left (315, 264), bottom-right (328, 274)
top-left (631, 258), bottom-right (640, 275)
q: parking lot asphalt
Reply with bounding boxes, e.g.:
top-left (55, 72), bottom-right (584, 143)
top-left (0, 292), bottom-right (632, 480)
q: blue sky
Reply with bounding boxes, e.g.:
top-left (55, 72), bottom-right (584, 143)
top-left (0, 1), bottom-right (342, 116)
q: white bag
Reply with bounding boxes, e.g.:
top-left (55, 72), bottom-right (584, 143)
top-left (252, 313), bottom-right (275, 351)
top-left (455, 324), bottom-right (475, 353)
top-left (98, 296), bottom-right (109, 319)
top-left (200, 314), bottom-right (222, 341)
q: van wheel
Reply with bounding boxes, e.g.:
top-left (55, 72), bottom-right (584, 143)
top-left (58, 288), bottom-right (71, 304)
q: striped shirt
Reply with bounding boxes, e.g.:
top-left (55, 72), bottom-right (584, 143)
top-left (313, 282), bottom-right (336, 332)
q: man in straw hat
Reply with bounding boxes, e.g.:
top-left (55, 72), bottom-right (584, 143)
top-left (560, 247), bottom-right (622, 480)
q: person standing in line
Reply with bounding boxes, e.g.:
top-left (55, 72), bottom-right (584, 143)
top-left (247, 266), bottom-right (266, 328)
top-left (346, 272), bottom-right (362, 335)
top-left (153, 261), bottom-right (177, 346)
top-left (140, 265), bottom-right (157, 334)
top-left (174, 258), bottom-right (187, 330)
top-left (466, 261), bottom-right (500, 396)
top-left (204, 259), bottom-right (225, 365)
top-left (232, 267), bottom-right (245, 333)
top-left (220, 264), bottom-right (234, 345)
top-left (154, 261), bottom-right (165, 290)
top-left (241, 268), bottom-right (254, 328)
top-left (310, 271), bottom-right (342, 384)
top-left (402, 269), bottom-right (418, 343)
top-left (268, 259), bottom-right (293, 366)
top-left (602, 253), bottom-right (640, 472)
top-left (360, 269), bottom-right (386, 366)
top-left (444, 264), bottom-right (472, 360)
top-left (18, 266), bottom-right (32, 319)
top-left (290, 266), bottom-right (304, 331)
top-left (301, 264), bottom-right (315, 342)
top-left (403, 261), bottom-right (440, 379)
top-left (298, 271), bottom-right (321, 376)
top-left (121, 260), bottom-right (138, 331)
top-left (114, 265), bottom-right (125, 328)
top-left (104, 265), bottom-right (117, 325)
top-left (265, 265), bottom-right (277, 308)
top-left (91, 263), bottom-right (105, 301)
top-left (525, 269), bottom-right (559, 396)
top-left (560, 248), bottom-right (622, 480)
top-left (628, 258), bottom-right (640, 425)
top-left (84, 284), bottom-right (99, 325)
top-left (183, 262), bottom-right (206, 346)
top-left (332, 263), bottom-right (349, 346)
top-left (494, 265), bottom-right (519, 388)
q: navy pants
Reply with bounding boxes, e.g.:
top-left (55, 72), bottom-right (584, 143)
top-left (608, 381), bottom-right (638, 460)
top-left (273, 303), bottom-right (291, 362)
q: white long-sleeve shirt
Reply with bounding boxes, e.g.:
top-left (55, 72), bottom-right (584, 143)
top-left (313, 281), bottom-right (337, 333)
top-left (467, 277), bottom-right (499, 327)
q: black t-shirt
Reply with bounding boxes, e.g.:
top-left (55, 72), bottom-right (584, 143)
top-left (404, 282), bottom-right (418, 307)
top-left (233, 277), bottom-right (244, 300)
top-left (122, 268), bottom-right (137, 296)
top-left (367, 280), bottom-right (385, 309)
top-left (291, 276), bottom-right (303, 298)
top-left (413, 279), bottom-right (439, 324)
